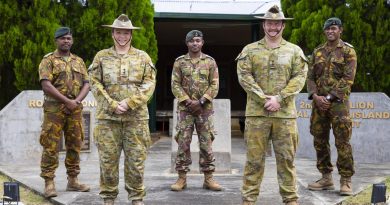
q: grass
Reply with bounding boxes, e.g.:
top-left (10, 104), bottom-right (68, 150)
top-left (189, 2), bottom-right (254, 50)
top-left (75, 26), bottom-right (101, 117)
top-left (0, 174), bottom-right (53, 205)
top-left (338, 176), bottom-right (390, 205)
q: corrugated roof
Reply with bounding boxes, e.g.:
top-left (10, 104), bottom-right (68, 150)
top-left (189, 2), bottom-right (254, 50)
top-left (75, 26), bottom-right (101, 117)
top-left (151, 0), bottom-right (281, 15)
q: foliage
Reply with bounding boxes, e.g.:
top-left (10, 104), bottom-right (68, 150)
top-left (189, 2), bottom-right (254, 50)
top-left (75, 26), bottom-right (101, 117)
top-left (0, 0), bottom-right (158, 109)
top-left (282, 0), bottom-right (390, 94)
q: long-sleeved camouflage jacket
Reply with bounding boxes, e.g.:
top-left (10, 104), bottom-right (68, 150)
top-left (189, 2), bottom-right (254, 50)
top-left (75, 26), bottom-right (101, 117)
top-left (88, 46), bottom-right (156, 121)
top-left (39, 50), bottom-right (88, 102)
top-left (236, 38), bottom-right (308, 118)
top-left (171, 53), bottom-right (219, 111)
top-left (307, 40), bottom-right (357, 101)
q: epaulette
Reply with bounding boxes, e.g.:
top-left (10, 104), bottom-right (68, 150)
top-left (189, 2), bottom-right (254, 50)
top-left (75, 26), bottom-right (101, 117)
top-left (43, 52), bottom-right (53, 58)
top-left (175, 55), bottom-right (185, 61)
top-left (344, 42), bottom-right (354, 48)
top-left (204, 54), bottom-right (215, 61)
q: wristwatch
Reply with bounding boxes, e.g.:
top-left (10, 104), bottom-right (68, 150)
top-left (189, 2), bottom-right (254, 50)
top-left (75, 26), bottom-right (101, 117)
top-left (199, 99), bottom-right (206, 106)
top-left (325, 94), bottom-right (333, 101)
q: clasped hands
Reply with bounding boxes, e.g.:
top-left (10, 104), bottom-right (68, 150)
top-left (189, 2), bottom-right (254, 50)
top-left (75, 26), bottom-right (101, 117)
top-left (313, 94), bottom-right (331, 111)
top-left (64, 99), bottom-right (81, 114)
top-left (183, 99), bottom-right (203, 116)
top-left (114, 100), bottom-right (130, 114)
top-left (264, 95), bottom-right (281, 112)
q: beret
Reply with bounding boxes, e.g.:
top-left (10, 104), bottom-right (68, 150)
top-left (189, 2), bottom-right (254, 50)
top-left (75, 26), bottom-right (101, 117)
top-left (185, 30), bottom-right (203, 42)
top-left (323, 17), bottom-right (342, 30)
top-left (54, 27), bottom-right (71, 39)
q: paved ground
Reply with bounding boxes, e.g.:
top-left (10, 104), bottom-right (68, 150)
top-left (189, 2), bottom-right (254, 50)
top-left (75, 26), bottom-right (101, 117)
top-left (1, 136), bottom-right (390, 205)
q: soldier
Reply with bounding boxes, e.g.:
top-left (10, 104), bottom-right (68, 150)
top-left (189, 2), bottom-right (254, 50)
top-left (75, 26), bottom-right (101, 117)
top-left (38, 27), bottom-right (90, 198)
top-left (307, 17), bottom-right (357, 196)
top-left (236, 5), bottom-right (308, 205)
top-left (88, 14), bottom-right (156, 205)
top-left (170, 30), bottom-right (222, 192)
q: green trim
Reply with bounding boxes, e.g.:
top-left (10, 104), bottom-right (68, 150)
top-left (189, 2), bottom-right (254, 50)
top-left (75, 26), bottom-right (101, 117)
top-left (154, 12), bottom-right (264, 20)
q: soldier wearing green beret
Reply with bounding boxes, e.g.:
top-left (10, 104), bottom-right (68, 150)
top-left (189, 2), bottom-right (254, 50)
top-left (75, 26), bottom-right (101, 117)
top-left (170, 30), bottom-right (222, 192)
top-left (307, 17), bottom-right (357, 196)
top-left (88, 14), bottom-right (156, 205)
top-left (38, 27), bottom-right (90, 198)
top-left (236, 5), bottom-right (308, 205)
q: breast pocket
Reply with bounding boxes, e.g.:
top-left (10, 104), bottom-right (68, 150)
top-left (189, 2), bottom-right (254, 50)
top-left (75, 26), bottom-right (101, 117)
top-left (101, 60), bottom-right (118, 85)
top-left (128, 61), bottom-right (144, 84)
top-left (199, 69), bottom-right (209, 82)
top-left (332, 58), bottom-right (345, 80)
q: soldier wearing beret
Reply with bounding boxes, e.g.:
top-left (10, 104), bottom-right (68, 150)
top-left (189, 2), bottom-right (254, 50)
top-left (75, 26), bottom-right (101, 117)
top-left (88, 14), bottom-right (156, 205)
top-left (170, 30), bottom-right (222, 192)
top-left (38, 27), bottom-right (90, 198)
top-left (307, 17), bottom-right (357, 196)
top-left (236, 5), bottom-right (308, 205)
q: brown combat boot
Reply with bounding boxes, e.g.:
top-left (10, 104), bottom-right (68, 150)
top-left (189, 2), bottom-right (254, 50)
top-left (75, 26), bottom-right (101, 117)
top-left (132, 199), bottom-right (144, 205)
top-left (242, 201), bottom-right (255, 205)
top-left (285, 201), bottom-right (298, 205)
top-left (171, 171), bottom-right (187, 191)
top-left (308, 173), bottom-right (335, 191)
top-left (203, 171), bottom-right (222, 191)
top-left (66, 176), bottom-right (90, 192)
top-left (44, 179), bottom-right (58, 198)
top-left (340, 176), bottom-right (353, 196)
top-left (103, 198), bottom-right (115, 205)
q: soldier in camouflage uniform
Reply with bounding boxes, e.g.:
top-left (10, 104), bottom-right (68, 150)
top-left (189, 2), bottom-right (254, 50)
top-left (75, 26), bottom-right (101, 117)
top-left (236, 6), bottom-right (308, 205)
top-left (171, 30), bottom-right (222, 192)
top-left (307, 17), bottom-right (357, 196)
top-left (88, 14), bottom-right (156, 205)
top-left (38, 27), bottom-right (90, 198)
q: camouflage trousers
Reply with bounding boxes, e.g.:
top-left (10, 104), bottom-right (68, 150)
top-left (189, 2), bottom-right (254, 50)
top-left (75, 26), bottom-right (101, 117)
top-left (174, 110), bottom-right (215, 173)
top-left (94, 119), bottom-right (151, 201)
top-left (241, 117), bottom-right (299, 203)
top-left (40, 102), bottom-right (84, 180)
top-left (310, 101), bottom-right (354, 177)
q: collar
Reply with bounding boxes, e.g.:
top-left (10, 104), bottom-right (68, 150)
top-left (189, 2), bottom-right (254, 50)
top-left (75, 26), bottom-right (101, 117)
top-left (184, 52), bottom-right (205, 60)
top-left (108, 46), bottom-right (136, 56)
top-left (53, 50), bottom-right (74, 60)
top-left (258, 38), bottom-right (287, 47)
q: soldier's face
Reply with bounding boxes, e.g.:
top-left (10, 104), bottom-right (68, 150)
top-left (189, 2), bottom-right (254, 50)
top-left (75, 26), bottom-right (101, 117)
top-left (55, 34), bottom-right (73, 52)
top-left (186, 37), bottom-right (204, 53)
top-left (324, 25), bottom-right (342, 42)
top-left (263, 20), bottom-right (285, 38)
top-left (112, 28), bottom-right (132, 46)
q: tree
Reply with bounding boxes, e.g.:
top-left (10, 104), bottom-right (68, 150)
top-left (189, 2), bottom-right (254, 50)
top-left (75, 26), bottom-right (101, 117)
top-left (0, 0), bottom-right (66, 107)
top-left (282, 0), bottom-right (390, 94)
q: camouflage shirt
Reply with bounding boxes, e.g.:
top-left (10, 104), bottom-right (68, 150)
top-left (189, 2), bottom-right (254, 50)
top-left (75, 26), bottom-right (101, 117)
top-left (307, 40), bottom-right (357, 101)
top-left (39, 50), bottom-right (88, 101)
top-left (236, 38), bottom-right (308, 118)
top-left (88, 46), bottom-right (156, 121)
top-left (171, 53), bottom-right (219, 111)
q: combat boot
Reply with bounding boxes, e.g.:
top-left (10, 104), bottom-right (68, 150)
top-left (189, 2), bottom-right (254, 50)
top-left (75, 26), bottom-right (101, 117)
top-left (242, 201), bottom-right (255, 205)
top-left (285, 201), bottom-right (298, 205)
top-left (66, 176), bottom-right (90, 192)
top-left (171, 171), bottom-right (187, 191)
top-left (340, 176), bottom-right (353, 196)
top-left (103, 198), bottom-right (114, 205)
top-left (132, 199), bottom-right (144, 205)
top-left (44, 179), bottom-right (58, 198)
top-left (203, 171), bottom-right (222, 191)
top-left (308, 173), bottom-right (335, 191)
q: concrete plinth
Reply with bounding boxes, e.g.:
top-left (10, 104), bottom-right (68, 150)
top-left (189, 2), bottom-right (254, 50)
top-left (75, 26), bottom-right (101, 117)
top-left (171, 99), bottom-right (231, 174)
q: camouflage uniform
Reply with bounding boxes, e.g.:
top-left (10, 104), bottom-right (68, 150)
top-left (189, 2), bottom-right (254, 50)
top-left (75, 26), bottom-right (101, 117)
top-left (38, 50), bottom-right (88, 180)
top-left (171, 53), bottom-right (219, 172)
top-left (237, 38), bottom-right (308, 203)
top-left (89, 46), bottom-right (156, 200)
top-left (307, 39), bottom-right (357, 177)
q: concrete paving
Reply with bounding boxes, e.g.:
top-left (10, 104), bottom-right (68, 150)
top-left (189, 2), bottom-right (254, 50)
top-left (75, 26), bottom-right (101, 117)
top-left (1, 136), bottom-right (390, 205)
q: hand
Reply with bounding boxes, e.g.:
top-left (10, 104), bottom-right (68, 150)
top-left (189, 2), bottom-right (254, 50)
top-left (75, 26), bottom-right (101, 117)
top-left (313, 94), bottom-right (331, 111)
top-left (119, 100), bottom-right (129, 111)
top-left (187, 100), bottom-right (202, 116)
top-left (114, 104), bottom-right (127, 115)
top-left (264, 95), bottom-right (281, 112)
top-left (65, 99), bottom-right (79, 111)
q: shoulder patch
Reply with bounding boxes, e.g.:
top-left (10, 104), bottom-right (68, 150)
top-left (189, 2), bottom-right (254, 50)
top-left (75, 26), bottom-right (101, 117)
top-left (43, 52), bottom-right (53, 58)
top-left (175, 55), bottom-right (185, 61)
top-left (344, 42), bottom-right (354, 48)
